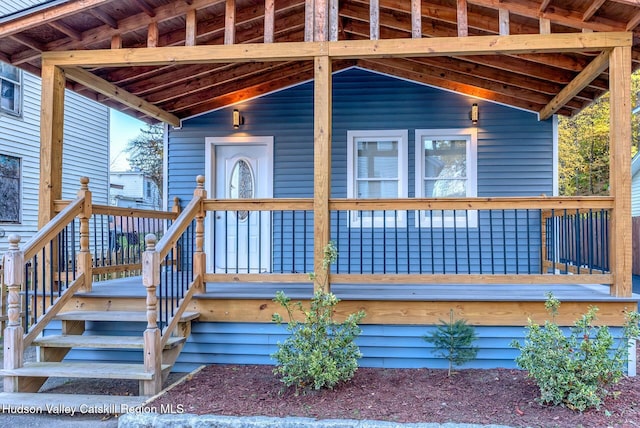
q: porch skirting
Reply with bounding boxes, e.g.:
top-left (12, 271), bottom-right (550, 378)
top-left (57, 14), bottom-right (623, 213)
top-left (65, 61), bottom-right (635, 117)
top-left (44, 320), bottom-right (636, 374)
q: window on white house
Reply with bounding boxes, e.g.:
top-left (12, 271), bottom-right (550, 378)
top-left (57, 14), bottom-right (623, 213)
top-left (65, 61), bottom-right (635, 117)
top-left (347, 130), bottom-right (408, 227)
top-left (415, 128), bottom-right (477, 227)
top-left (0, 154), bottom-right (21, 223)
top-left (0, 63), bottom-right (22, 116)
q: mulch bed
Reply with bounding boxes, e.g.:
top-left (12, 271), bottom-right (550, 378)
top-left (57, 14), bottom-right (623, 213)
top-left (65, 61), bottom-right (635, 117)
top-left (151, 342), bottom-right (640, 427)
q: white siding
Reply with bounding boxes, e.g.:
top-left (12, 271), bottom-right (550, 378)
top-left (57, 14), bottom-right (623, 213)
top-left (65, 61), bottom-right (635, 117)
top-left (0, 68), bottom-right (109, 252)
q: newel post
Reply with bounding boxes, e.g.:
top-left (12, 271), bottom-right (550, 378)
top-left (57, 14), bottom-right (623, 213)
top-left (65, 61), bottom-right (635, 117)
top-left (193, 175), bottom-right (207, 292)
top-left (77, 177), bottom-right (93, 292)
top-left (3, 234), bottom-right (24, 393)
top-left (141, 234), bottom-right (162, 395)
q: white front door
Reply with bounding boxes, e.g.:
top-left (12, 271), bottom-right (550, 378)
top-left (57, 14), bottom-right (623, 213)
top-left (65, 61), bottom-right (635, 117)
top-left (206, 137), bottom-right (273, 273)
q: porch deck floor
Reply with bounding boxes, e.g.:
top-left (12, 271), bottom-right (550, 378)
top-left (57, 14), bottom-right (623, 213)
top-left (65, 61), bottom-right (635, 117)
top-left (85, 276), bottom-right (640, 303)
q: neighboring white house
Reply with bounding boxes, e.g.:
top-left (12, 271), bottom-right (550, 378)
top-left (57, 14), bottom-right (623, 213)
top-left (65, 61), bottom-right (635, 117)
top-left (110, 171), bottom-right (161, 210)
top-left (0, 1), bottom-right (110, 253)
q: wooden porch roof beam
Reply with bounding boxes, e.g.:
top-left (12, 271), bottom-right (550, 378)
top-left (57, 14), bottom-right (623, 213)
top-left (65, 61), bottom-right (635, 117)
top-left (42, 32), bottom-right (632, 67)
top-left (62, 66), bottom-right (180, 126)
top-left (539, 50), bottom-right (611, 120)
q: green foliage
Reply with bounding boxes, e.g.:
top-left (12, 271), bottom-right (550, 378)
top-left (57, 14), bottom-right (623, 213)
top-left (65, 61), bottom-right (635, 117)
top-left (558, 69), bottom-right (640, 196)
top-left (511, 292), bottom-right (640, 411)
top-left (423, 309), bottom-right (478, 376)
top-left (271, 242), bottom-right (365, 393)
top-left (125, 123), bottom-right (164, 200)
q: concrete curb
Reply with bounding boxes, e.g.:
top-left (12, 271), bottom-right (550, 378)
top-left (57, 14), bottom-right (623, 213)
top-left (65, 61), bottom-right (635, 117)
top-left (117, 413), bottom-right (514, 428)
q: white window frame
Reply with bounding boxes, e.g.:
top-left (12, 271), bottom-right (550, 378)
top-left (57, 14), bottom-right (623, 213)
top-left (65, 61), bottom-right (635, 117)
top-left (415, 128), bottom-right (477, 228)
top-left (0, 153), bottom-right (22, 224)
top-left (0, 63), bottom-right (22, 117)
top-left (347, 129), bottom-right (408, 228)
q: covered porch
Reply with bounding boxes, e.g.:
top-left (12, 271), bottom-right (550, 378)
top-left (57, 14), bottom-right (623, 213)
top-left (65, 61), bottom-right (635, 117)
top-left (1, 0), bottom-right (639, 395)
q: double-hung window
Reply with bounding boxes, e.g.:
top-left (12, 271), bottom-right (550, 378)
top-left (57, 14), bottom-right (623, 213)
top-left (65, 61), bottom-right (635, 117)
top-left (0, 154), bottom-right (21, 223)
top-left (347, 130), bottom-right (407, 227)
top-left (415, 128), bottom-right (477, 227)
top-left (0, 62), bottom-right (22, 116)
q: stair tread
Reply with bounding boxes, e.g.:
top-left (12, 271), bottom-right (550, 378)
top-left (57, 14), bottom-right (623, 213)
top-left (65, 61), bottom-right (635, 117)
top-left (32, 334), bottom-right (185, 349)
top-left (0, 392), bottom-right (149, 411)
top-left (54, 310), bottom-right (199, 322)
top-left (0, 362), bottom-right (170, 380)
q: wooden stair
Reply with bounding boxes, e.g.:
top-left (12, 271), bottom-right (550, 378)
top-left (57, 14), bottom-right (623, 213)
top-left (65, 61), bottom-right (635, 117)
top-left (0, 309), bottom-right (199, 399)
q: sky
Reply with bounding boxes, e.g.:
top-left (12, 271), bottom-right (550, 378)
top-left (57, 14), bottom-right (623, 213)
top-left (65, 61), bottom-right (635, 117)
top-left (109, 109), bottom-right (146, 171)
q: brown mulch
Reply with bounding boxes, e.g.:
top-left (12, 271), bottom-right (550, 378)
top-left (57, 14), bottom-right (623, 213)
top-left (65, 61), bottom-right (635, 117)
top-left (151, 342), bottom-right (640, 428)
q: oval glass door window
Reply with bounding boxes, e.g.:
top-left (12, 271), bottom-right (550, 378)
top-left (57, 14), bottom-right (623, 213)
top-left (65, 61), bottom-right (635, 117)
top-left (229, 159), bottom-right (254, 221)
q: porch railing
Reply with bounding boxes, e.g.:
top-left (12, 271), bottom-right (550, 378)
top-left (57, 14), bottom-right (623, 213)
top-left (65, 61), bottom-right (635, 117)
top-left (201, 196), bottom-right (614, 287)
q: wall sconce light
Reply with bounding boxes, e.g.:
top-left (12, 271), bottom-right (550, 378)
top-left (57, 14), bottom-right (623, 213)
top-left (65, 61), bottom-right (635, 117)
top-left (233, 109), bottom-right (244, 129)
top-left (469, 103), bottom-right (479, 125)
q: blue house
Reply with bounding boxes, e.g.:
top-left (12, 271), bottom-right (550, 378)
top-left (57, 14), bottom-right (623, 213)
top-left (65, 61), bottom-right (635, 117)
top-left (0, 0), bottom-right (638, 402)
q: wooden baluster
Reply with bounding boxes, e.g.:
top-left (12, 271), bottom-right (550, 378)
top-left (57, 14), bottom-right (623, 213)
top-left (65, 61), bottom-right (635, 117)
top-left (77, 177), bottom-right (93, 292)
top-left (3, 234), bottom-right (24, 393)
top-left (141, 234), bottom-right (162, 395)
top-left (193, 175), bottom-right (207, 292)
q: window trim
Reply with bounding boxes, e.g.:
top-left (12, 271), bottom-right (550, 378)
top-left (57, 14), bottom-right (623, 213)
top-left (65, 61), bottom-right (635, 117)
top-left (0, 63), bottom-right (23, 117)
top-left (414, 128), bottom-right (478, 228)
top-left (0, 153), bottom-right (22, 224)
top-left (347, 129), bottom-right (408, 227)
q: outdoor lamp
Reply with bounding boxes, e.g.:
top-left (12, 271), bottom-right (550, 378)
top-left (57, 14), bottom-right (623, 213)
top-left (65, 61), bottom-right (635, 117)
top-left (469, 103), bottom-right (479, 125)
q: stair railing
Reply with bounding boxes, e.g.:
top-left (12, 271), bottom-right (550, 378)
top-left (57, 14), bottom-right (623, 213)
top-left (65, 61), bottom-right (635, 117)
top-left (141, 175), bottom-right (206, 395)
top-left (2, 178), bottom-right (89, 392)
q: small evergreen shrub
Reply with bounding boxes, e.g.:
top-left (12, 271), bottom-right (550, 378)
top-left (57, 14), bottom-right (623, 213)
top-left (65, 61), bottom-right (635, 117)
top-left (423, 309), bottom-right (478, 376)
top-left (271, 242), bottom-right (366, 393)
top-left (511, 292), bottom-right (640, 411)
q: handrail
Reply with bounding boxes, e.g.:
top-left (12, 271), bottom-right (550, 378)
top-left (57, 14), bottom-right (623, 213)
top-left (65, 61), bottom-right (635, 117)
top-left (55, 201), bottom-right (179, 220)
top-left (203, 198), bottom-right (313, 211)
top-left (22, 273), bottom-right (85, 347)
top-left (92, 204), bottom-right (179, 220)
top-left (23, 196), bottom-right (84, 261)
top-left (156, 195), bottom-right (201, 260)
top-left (201, 197), bottom-right (614, 212)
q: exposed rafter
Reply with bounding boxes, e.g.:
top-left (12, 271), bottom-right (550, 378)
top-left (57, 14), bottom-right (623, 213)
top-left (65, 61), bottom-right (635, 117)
top-left (63, 66), bottom-right (180, 126)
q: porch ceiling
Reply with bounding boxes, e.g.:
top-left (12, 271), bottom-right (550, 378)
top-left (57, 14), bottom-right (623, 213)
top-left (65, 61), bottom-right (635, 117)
top-left (1, 0), bottom-right (639, 124)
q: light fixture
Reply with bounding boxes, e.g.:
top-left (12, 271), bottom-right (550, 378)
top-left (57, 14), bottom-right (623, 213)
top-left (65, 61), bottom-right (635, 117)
top-left (469, 103), bottom-right (479, 125)
top-left (233, 109), bottom-right (244, 129)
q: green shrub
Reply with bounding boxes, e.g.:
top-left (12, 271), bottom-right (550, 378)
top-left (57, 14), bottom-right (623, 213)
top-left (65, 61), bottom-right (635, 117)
top-left (423, 309), bottom-right (478, 376)
top-left (511, 292), bottom-right (640, 411)
top-left (271, 242), bottom-right (366, 393)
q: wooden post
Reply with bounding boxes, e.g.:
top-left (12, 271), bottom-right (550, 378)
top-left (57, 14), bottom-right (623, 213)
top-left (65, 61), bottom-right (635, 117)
top-left (141, 234), bottom-right (162, 395)
top-left (76, 177), bottom-right (93, 292)
top-left (193, 176), bottom-right (207, 292)
top-left (370, 0), bottom-right (379, 40)
top-left (313, 55), bottom-right (332, 292)
top-left (305, 0), bottom-right (314, 42)
top-left (147, 21), bottom-right (159, 47)
top-left (539, 18), bottom-right (551, 35)
top-left (264, 0), bottom-right (275, 43)
top-left (411, 0), bottom-right (422, 39)
top-left (38, 62), bottom-right (65, 228)
top-left (609, 45), bottom-right (632, 297)
top-left (3, 234), bottom-right (24, 393)
top-left (329, 0), bottom-right (339, 41)
top-left (457, 0), bottom-right (468, 37)
top-left (499, 9), bottom-right (509, 36)
top-left (185, 9), bottom-right (197, 46)
top-left (224, 0), bottom-right (236, 45)
top-left (314, 0), bottom-right (327, 42)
